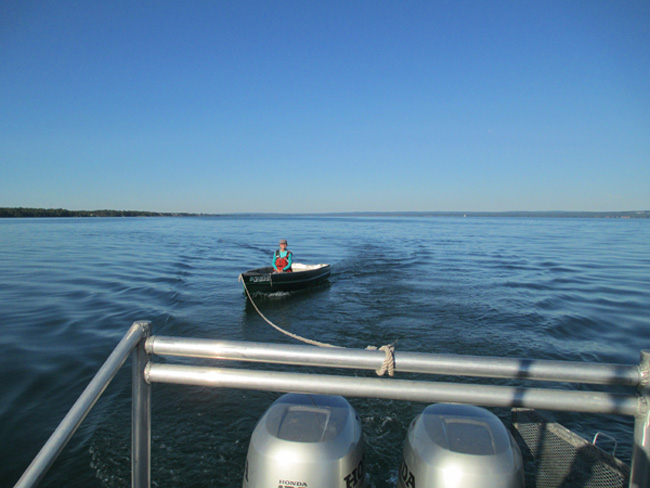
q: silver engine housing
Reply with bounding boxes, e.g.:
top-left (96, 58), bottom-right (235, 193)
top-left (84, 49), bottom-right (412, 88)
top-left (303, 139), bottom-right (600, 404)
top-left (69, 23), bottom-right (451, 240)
top-left (243, 394), bottom-right (366, 488)
top-left (399, 403), bottom-right (525, 488)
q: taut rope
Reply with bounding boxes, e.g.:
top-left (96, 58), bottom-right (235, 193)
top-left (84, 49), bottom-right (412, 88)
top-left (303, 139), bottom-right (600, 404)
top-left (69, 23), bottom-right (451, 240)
top-left (239, 275), bottom-right (397, 376)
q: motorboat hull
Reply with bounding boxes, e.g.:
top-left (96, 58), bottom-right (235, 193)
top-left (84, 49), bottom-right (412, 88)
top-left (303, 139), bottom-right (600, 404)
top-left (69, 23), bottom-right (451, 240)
top-left (240, 263), bottom-right (331, 293)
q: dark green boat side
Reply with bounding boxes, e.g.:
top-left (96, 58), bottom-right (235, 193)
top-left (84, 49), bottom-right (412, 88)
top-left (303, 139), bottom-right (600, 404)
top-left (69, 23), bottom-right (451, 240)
top-left (240, 263), bottom-right (331, 293)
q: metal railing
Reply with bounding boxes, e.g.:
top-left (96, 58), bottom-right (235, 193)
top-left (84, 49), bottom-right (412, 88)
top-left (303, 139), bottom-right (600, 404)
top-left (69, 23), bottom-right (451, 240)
top-left (14, 321), bottom-right (650, 488)
top-left (14, 321), bottom-right (150, 488)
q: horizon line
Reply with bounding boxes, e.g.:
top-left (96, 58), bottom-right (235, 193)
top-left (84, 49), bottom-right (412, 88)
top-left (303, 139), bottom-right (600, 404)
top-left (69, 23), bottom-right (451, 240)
top-left (1, 207), bottom-right (649, 219)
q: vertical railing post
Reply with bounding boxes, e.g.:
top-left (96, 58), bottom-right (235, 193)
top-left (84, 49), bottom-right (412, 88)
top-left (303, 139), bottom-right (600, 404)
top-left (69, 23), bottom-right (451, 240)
top-left (630, 350), bottom-right (650, 488)
top-left (132, 321), bottom-right (151, 488)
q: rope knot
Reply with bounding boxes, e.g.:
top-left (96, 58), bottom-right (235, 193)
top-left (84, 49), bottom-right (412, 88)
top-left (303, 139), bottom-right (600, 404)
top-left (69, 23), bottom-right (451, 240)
top-left (367, 343), bottom-right (396, 377)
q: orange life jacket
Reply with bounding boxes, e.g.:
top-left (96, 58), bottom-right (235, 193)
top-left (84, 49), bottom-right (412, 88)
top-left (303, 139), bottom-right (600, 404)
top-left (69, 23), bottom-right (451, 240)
top-left (274, 250), bottom-right (293, 272)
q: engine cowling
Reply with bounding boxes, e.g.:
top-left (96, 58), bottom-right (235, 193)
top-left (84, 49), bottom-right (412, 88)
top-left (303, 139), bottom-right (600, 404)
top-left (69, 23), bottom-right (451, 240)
top-left (244, 394), bottom-right (366, 488)
top-left (399, 404), bottom-right (525, 488)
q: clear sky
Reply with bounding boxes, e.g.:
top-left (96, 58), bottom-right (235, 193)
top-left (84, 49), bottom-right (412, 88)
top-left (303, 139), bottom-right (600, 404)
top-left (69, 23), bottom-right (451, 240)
top-left (1, 1), bottom-right (649, 213)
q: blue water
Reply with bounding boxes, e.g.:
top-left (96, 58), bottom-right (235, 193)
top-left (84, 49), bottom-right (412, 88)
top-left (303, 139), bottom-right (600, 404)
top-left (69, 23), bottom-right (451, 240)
top-left (1, 216), bottom-right (649, 487)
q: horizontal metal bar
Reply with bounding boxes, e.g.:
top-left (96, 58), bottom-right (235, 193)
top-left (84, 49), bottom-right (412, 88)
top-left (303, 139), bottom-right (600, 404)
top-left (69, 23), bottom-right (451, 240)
top-left (14, 321), bottom-right (151, 488)
top-left (146, 336), bottom-right (641, 386)
top-left (146, 363), bottom-right (641, 417)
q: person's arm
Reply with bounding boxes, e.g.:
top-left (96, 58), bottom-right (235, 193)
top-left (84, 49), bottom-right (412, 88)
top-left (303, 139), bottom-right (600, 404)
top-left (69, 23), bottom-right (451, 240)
top-left (283, 251), bottom-right (293, 271)
top-left (272, 251), bottom-right (278, 271)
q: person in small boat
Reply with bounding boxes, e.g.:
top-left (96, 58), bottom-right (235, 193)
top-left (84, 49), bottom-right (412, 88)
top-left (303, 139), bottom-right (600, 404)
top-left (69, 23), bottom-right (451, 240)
top-left (273, 239), bottom-right (293, 273)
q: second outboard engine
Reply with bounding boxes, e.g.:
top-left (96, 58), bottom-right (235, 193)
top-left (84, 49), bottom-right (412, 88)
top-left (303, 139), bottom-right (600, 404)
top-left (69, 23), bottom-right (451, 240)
top-left (243, 394), bottom-right (366, 488)
top-left (399, 404), bottom-right (524, 488)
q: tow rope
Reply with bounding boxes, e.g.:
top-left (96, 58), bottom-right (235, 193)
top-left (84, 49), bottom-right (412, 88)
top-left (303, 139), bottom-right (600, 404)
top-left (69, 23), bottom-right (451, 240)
top-left (239, 275), bottom-right (397, 376)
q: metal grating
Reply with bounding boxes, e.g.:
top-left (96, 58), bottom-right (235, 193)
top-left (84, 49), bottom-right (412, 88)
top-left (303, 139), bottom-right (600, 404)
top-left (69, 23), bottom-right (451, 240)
top-left (511, 409), bottom-right (630, 488)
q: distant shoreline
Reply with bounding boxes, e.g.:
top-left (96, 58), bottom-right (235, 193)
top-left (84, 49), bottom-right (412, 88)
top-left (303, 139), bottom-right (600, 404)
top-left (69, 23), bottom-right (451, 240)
top-left (1, 207), bottom-right (648, 219)
top-left (0, 208), bottom-right (202, 218)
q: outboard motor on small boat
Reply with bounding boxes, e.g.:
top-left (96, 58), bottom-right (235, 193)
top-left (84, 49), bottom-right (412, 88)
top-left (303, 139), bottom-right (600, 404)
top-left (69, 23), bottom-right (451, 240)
top-left (243, 393), bottom-right (366, 488)
top-left (399, 404), bottom-right (525, 488)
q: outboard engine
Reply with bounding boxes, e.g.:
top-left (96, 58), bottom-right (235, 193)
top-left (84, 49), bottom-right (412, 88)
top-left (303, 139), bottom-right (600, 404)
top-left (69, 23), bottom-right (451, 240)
top-left (243, 394), bottom-right (366, 488)
top-left (399, 404), bottom-right (524, 488)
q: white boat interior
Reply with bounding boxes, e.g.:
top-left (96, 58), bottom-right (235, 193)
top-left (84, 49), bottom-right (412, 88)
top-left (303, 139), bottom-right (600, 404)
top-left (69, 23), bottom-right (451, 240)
top-left (291, 263), bottom-right (329, 272)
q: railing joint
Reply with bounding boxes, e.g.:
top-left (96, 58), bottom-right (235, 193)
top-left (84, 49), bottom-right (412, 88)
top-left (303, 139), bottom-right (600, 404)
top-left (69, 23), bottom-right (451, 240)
top-left (144, 361), bottom-right (153, 384)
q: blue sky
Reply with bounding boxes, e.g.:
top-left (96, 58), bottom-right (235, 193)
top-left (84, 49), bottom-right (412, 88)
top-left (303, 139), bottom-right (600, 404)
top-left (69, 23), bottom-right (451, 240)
top-left (1, 1), bottom-right (649, 213)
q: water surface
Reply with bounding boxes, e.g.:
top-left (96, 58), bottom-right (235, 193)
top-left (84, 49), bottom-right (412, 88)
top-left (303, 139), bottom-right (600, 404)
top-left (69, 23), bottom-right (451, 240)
top-left (1, 216), bottom-right (648, 487)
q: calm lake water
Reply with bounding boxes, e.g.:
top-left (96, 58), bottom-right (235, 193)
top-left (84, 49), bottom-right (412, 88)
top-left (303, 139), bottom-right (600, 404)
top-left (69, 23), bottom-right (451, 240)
top-left (1, 216), bottom-right (649, 487)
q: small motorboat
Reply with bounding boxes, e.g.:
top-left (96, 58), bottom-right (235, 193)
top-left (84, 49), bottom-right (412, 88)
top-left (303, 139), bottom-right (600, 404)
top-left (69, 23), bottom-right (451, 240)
top-left (239, 263), bottom-right (331, 293)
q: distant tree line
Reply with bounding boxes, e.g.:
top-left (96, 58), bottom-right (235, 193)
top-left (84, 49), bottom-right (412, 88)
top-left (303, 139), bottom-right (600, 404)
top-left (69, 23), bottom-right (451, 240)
top-left (1, 207), bottom-right (648, 219)
top-left (0, 207), bottom-right (199, 218)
